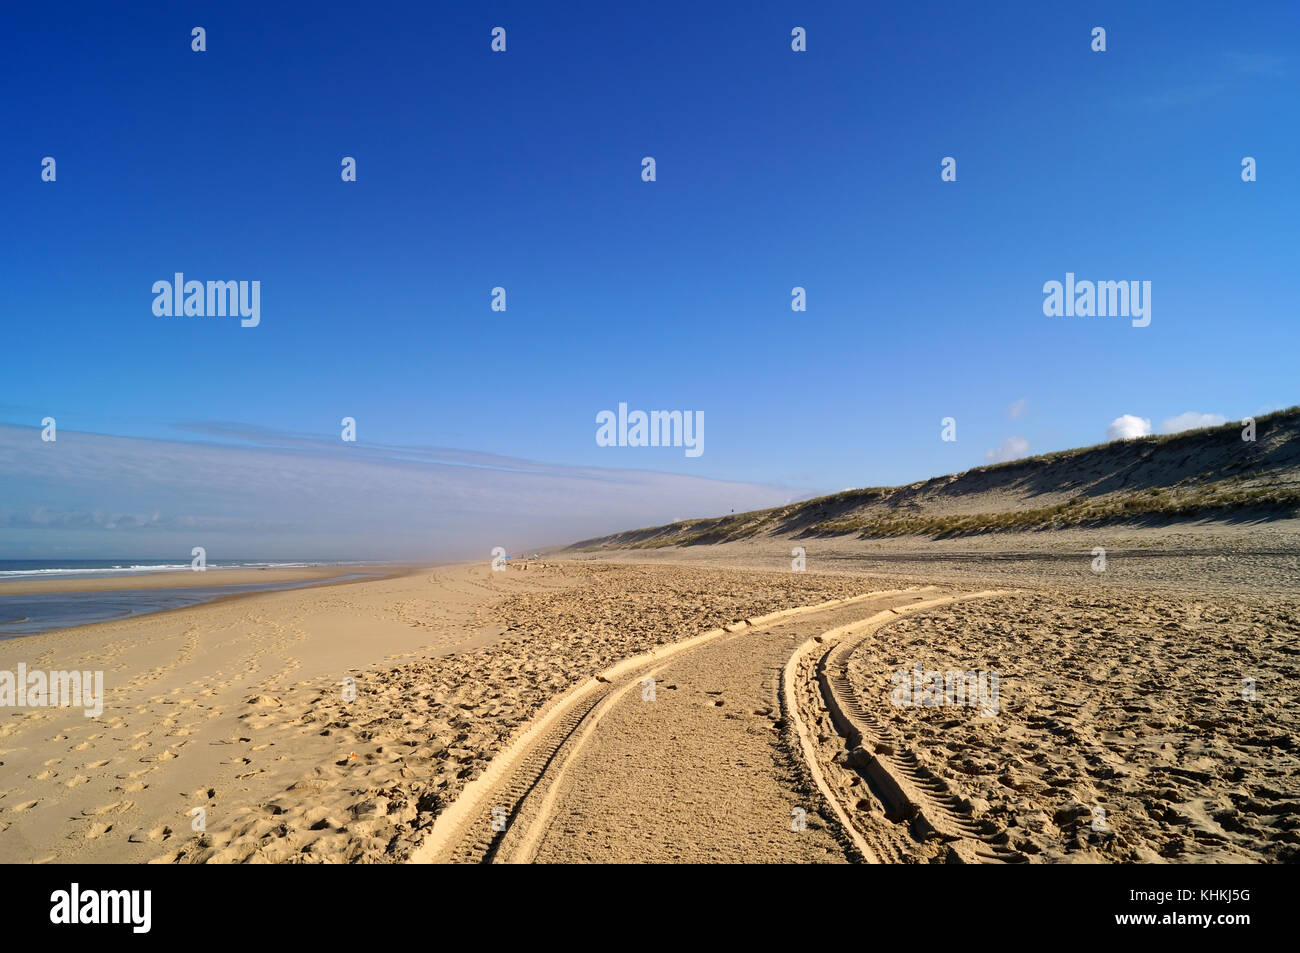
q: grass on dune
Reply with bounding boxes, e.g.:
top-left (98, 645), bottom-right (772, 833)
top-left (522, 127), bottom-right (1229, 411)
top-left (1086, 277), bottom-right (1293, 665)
top-left (809, 481), bottom-right (1300, 539)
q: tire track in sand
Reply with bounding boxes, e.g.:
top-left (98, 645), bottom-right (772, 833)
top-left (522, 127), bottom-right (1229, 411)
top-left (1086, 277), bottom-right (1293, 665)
top-left (411, 586), bottom-right (979, 863)
top-left (786, 590), bottom-right (1031, 864)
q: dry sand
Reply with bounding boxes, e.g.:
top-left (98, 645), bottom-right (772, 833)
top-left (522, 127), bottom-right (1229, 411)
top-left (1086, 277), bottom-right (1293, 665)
top-left (0, 564), bottom-right (547, 862)
top-left (518, 588), bottom-right (979, 863)
top-left (1, 530), bottom-right (1295, 864)
top-left (159, 564), bottom-right (888, 863)
top-left (0, 561), bottom-right (880, 863)
top-left (828, 586), bottom-right (1299, 862)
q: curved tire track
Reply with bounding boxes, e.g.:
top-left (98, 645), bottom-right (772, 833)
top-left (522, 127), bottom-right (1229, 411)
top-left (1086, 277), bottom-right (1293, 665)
top-left (786, 590), bottom-right (1031, 864)
top-left (409, 587), bottom-right (929, 864)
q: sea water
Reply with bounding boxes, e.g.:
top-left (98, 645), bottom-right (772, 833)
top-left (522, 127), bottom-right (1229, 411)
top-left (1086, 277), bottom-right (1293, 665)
top-left (0, 562), bottom-right (375, 639)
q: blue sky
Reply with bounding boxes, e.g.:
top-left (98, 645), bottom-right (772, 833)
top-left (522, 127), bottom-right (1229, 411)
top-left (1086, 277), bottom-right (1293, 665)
top-left (1, 1), bottom-right (1296, 558)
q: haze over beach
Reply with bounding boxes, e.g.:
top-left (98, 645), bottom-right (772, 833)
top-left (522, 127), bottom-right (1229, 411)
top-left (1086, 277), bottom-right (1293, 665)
top-left (1, 1), bottom-right (1297, 932)
top-left (2, 416), bottom-right (1296, 868)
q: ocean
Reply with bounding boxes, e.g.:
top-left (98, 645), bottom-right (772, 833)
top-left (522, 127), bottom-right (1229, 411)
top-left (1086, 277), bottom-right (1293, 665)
top-left (0, 558), bottom-right (335, 579)
top-left (0, 560), bottom-right (376, 639)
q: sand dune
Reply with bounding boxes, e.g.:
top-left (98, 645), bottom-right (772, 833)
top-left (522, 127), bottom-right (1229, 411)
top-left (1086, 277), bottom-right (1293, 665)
top-left (568, 407), bottom-right (1300, 549)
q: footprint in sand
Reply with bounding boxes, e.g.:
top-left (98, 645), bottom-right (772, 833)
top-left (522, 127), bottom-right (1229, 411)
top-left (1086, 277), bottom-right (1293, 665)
top-left (81, 801), bottom-right (132, 817)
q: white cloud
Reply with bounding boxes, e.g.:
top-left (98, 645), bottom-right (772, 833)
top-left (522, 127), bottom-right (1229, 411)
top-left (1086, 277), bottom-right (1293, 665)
top-left (984, 436), bottom-right (1029, 464)
top-left (1008, 398), bottom-right (1028, 419)
top-left (1161, 412), bottom-right (1227, 434)
top-left (1106, 415), bottom-right (1152, 441)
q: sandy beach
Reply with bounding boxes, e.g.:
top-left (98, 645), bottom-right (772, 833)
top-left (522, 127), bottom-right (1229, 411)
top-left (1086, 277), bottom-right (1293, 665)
top-left (0, 564), bottom-right (523, 862)
top-left (2, 526), bottom-right (1295, 864)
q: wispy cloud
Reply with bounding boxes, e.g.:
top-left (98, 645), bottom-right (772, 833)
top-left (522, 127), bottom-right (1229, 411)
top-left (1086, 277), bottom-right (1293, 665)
top-left (1137, 81), bottom-right (1227, 109)
top-left (1224, 51), bottom-right (1287, 79)
top-left (1134, 50), bottom-right (1286, 109)
top-left (0, 426), bottom-right (809, 560)
top-left (1161, 411), bottom-right (1227, 434)
top-left (984, 436), bottom-right (1029, 464)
